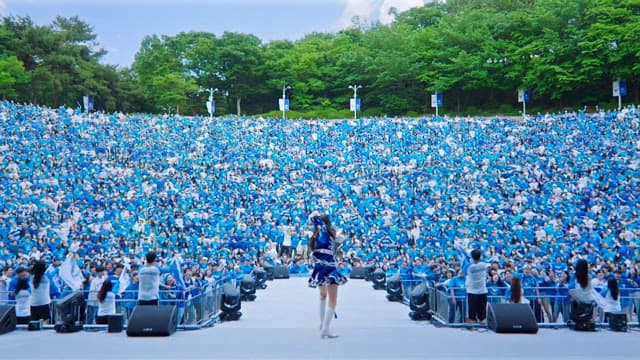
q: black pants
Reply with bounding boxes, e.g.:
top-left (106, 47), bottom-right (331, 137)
top-left (138, 299), bottom-right (159, 306)
top-left (530, 300), bottom-right (543, 322)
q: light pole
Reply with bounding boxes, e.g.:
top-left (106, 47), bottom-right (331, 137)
top-left (348, 84), bottom-right (362, 120)
top-left (281, 85), bottom-right (291, 120)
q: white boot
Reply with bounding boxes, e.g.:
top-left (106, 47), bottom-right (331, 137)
top-left (319, 299), bottom-right (326, 330)
top-left (321, 307), bottom-right (338, 339)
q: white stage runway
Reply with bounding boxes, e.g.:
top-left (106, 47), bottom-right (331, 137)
top-left (1, 277), bottom-right (637, 360)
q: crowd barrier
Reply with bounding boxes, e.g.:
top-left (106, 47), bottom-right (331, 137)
top-left (396, 281), bottom-right (640, 329)
top-left (1, 277), bottom-right (227, 331)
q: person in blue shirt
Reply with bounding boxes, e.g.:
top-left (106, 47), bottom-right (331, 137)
top-left (521, 265), bottom-right (542, 322)
top-left (308, 214), bottom-right (347, 339)
top-left (121, 271), bottom-right (139, 319)
top-left (486, 272), bottom-right (506, 304)
top-left (553, 270), bottom-right (571, 322)
top-left (538, 269), bottom-right (557, 323)
top-left (448, 269), bottom-right (466, 323)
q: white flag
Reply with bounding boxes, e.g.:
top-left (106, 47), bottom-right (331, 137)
top-left (59, 254), bottom-right (84, 291)
top-left (117, 265), bottom-right (131, 296)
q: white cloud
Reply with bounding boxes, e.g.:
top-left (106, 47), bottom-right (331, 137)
top-left (337, 0), bottom-right (379, 28)
top-left (337, 0), bottom-right (426, 29)
top-left (0, 0), bottom-right (6, 13)
top-left (379, 0), bottom-right (425, 24)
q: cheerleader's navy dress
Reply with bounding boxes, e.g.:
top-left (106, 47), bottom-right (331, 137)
top-left (308, 224), bottom-right (348, 288)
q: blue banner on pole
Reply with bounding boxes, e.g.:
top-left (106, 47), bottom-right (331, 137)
top-left (619, 80), bottom-right (627, 97)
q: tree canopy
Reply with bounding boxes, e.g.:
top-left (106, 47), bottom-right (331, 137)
top-left (1, 0), bottom-right (637, 116)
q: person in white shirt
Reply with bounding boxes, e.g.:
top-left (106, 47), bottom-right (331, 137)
top-left (0, 266), bottom-right (14, 304)
top-left (12, 268), bottom-right (31, 324)
top-left (138, 251), bottom-right (162, 305)
top-left (600, 278), bottom-right (621, 323)
top-left (590, 269), bottom-right (607, 291)
top-left (30, 260), bottom-right (51, 324)
top-left (95, 278), bottom-right (116, 324)
top-left (87, 266), bottom-right (107, 324)
top-left (465, 249), bottom-right (490, 323)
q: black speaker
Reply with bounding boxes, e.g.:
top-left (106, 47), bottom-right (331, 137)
top-left (263, 264), bottom-right (274, 281)
top-left (608, 312), bottom-right (627, 332)
top-left (108, 314), bottom-right (124, 333)
top-left (28, 320), bottom-right (42, 331)
top-left (568, 301), bottom-right (596, 332)
top-left (126, 306), bottom-right (177, 337)
top-left (487, 303), bottom-right (539, 334)
top-left (350, 266), bottom-right (366, 279)
top-left (0, 305), bottom-right (17, 335)
top-left (273, 265), bottom-right (290, 279)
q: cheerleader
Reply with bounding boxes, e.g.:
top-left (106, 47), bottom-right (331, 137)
top-left (308, 214), bottom-right (347, 339)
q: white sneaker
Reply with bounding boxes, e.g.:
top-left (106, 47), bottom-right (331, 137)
top-left (321, 331), bottom-right (339, 339)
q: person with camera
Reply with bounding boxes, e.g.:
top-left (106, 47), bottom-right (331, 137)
top-left (308, 213), bottom-right (347, 339)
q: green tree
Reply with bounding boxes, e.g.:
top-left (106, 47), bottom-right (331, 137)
top-left (216, 32), bottom-right (265, 115)
top-left (0, 55), bottom-right (28, 99)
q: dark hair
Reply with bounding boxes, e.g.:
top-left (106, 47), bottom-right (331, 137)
top-left (146, 251), bottom-right (157, 264)
top-left (575, 259), bottom-right (590, 289)
top-left (509, 277), bottom-right (523, 304)
top-left (16, 278), bottom-right (29, 292)
top-left (31, 260), bottom-right (46, 289)
top-left (97, 278), bottom-right (113, 303)
top-left (309, 214), bottom-right (335, 252)
top-left (471, 249), bottom-right (482, 262)
top-left (607, 278), bottom-right (619, 301)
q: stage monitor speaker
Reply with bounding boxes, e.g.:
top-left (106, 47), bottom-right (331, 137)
top-left (608, 312), bottom-right (627, 332)
top-left (126, 306), bottom-right (177, 337)
top-left (487, 303), bottom-right (538, 334)
top-left (0, 305), bottom-right (17, 335)
top-left (350, 266), bottom-right (366, 279)
top-left (273, 265), bottom-right (290, 279)
top-left (108, 314), bottom-right (125, 333)
top-left (28, 320), bottom-right (42, 331)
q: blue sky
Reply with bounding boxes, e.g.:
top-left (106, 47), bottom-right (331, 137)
top-left (0, 0), bottom-right (426, 68)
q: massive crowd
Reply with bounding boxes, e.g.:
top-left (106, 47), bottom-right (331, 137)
top-left (0, 100), bottom-right (639, 324)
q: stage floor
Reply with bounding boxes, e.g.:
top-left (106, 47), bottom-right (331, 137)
top-left (1, 277), bottom-right (638, 360)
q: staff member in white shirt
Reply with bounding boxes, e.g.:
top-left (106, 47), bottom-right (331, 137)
top-left (600, 278), bottom-right (621, 323)
top-left (138, 251), bottom-right (165, 305)
top-left (95, 278), bottom-right (116, 324)
top-left (30, 260), bottom-right (51, 324)
top-left (465, 249), bottom-right (490, 324)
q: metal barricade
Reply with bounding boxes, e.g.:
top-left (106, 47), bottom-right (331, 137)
top-left (425, 285), bottom-right (640, 328)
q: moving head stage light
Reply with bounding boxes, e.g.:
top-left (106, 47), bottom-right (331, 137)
top-left (54, 291), bottom-right (85, 333)
top-left (386, 274), bottom-right (403, 302)
top-left (408, 282), bottom-right (432, 321)
top-left (263, 263), bottom-right (275, 281)
top-left (371, 269), bottom-right (386, 290)
top-left (240, 274), bottom-right (257, 301)
top-left (220, 283), bottom-right (242, 321)
top-left (253, 269), bottom-right (268, 290)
